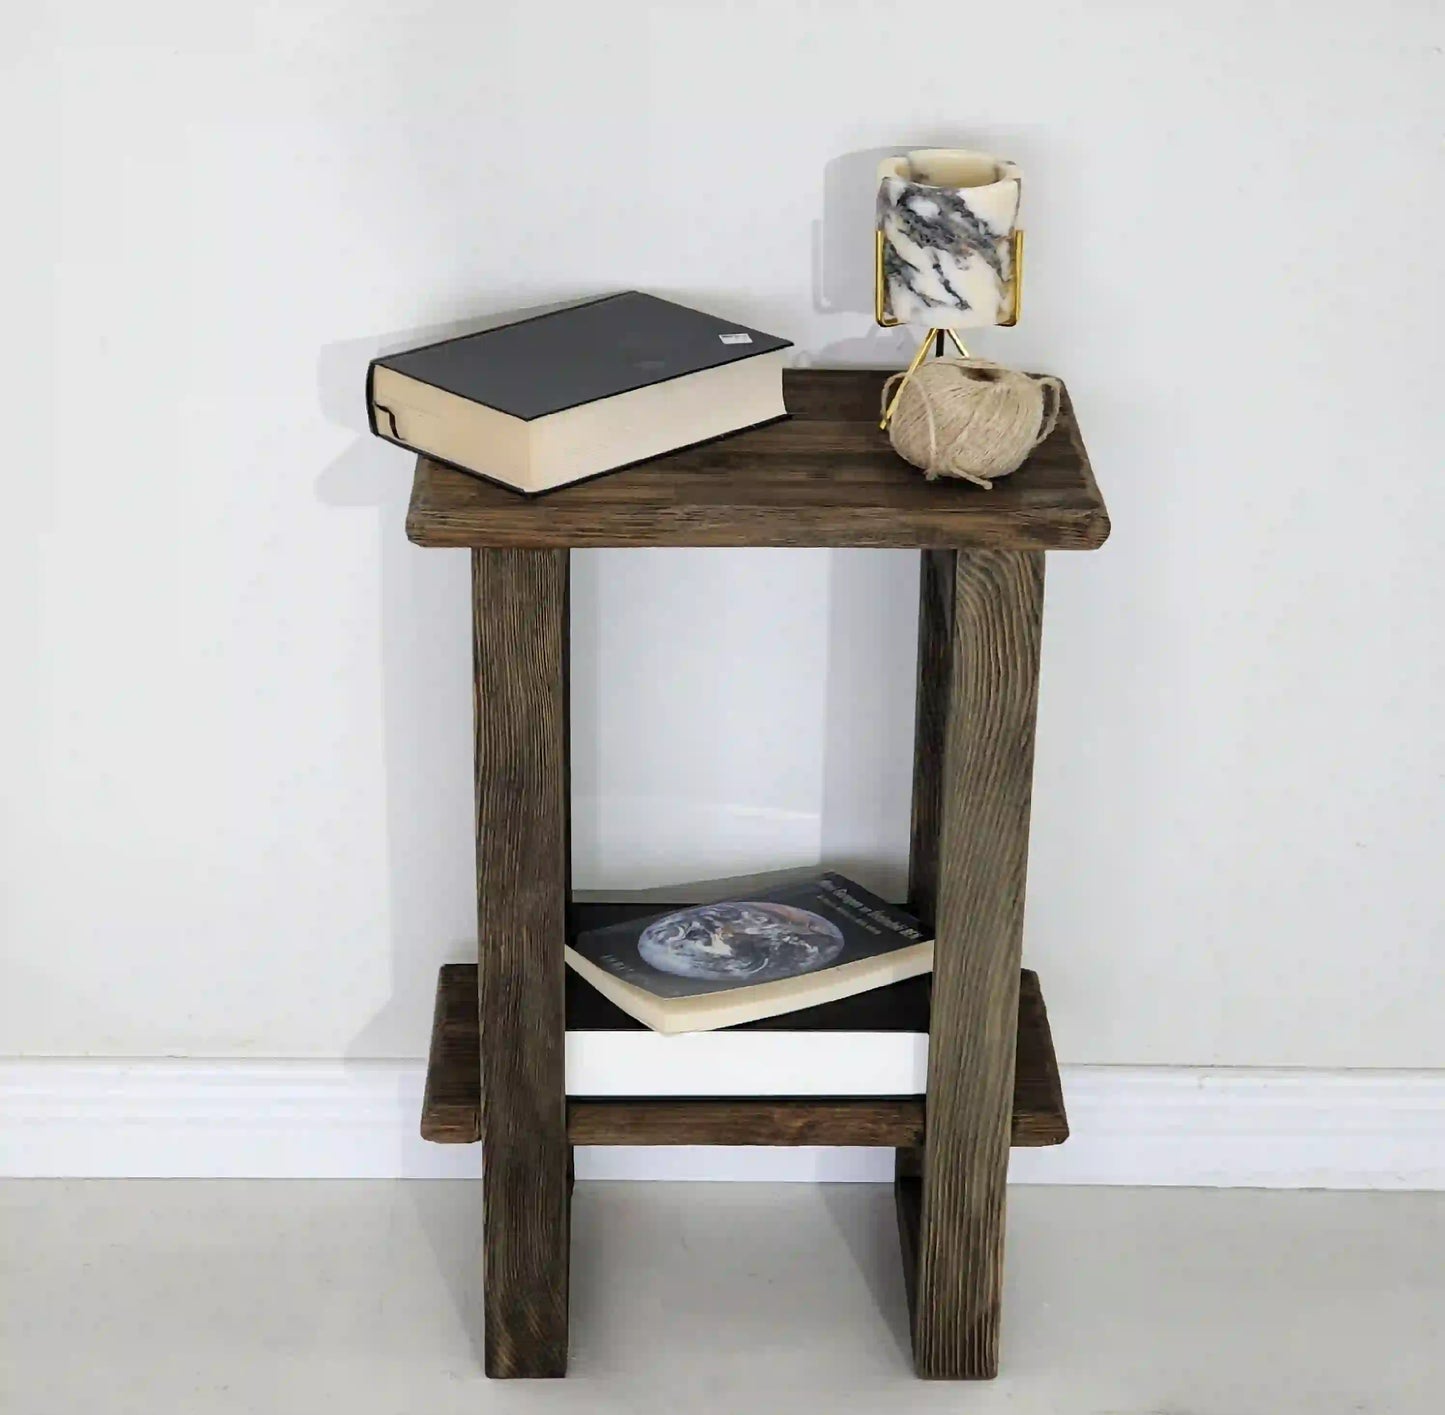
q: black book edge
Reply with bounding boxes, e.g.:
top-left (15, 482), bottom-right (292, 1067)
top-left (367, 290), bottom-right (793, 423)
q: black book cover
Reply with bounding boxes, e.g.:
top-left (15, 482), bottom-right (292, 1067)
top-left (368, 291), bottom-right (792, 423)
top-left (570, 874), bottom-right (927, 1001)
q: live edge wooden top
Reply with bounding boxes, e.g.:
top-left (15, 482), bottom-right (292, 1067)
top-left (405, 368), bottom-right (1109, 551)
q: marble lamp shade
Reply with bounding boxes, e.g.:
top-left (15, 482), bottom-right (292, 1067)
top-left (877, 149), bottom-right (1022, 330)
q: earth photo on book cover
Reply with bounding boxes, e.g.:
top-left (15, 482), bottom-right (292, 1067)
top-left (567, 874), bottom-right (929, 1012)
top-left (637, 901), bottom-right (845, 983)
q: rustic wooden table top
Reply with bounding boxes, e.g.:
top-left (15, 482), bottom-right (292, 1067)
top-left (404, 367), bottom-right (1110, 551)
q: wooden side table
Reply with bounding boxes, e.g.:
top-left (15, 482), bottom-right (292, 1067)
top-left (405, 368), bottom-right (1109, 1379)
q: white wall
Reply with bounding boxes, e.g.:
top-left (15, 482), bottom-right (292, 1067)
top-left (3, 1), bottom-right (1441, 1068)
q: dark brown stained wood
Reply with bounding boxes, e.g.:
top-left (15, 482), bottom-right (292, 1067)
top-left (895, 549), bottom-right (953, 1260)
top-left (420, 964), bottom-right (482, 1142)
top-left (405, 370), bottom-right (1109, 551)
top-left (1013, 967), bottom-right (1069, 1146)
top-left (897, 546), bottom-right (958, 1232)
top-left (911, 549), bottom-right (1045, 1380)
top-left (908, 548), bottom-right (958, 935)
top-left (869, 959), bottom-right (1069, 1284)
top-left (409, 379), bottom-right (1100, 1382)
top-left (894, 1166), bottom-right (922, 1327)
top-left (472, 548), bottom-right (570, 1379)
top-left (567, 1098), bottom-right (925, 1147)
top-left (421, 963), bottom-right (1066, 1148)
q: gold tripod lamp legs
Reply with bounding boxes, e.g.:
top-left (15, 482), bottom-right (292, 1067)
top-left (879, 326), bottom-right (972, 430)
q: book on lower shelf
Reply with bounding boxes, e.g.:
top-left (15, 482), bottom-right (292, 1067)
top-left (564, 967), bottom-right (932, 1097)
top-left (563, 873), bottom-right (932, 1037)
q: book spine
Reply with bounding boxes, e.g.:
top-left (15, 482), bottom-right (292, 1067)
top-left (365, 360), bottom-right (380, 438)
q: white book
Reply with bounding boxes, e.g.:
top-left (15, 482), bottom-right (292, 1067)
top-left (564, 1028), bottom-right (928, 1098)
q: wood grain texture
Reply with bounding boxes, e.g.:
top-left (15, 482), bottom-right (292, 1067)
top-left (897, 547), bottom-right (960, 1218)
top-left (406, 370), bottom-right (1109, 551)
top-left (1013, 967), bottom-right (1069, 1146)
top-left (420, 964), bottom-right (482, 1142)
top-left (567, 1098), bottom-right (925, 1147)
top-left (894, 1167), bottom-right (922, 1327)
top-left (421, 963), bottom-right (1066, 1148)
top-left (908, 548), bottom-right (958, 935)
top-left (472, 548), bottom-right (570, 1379)
top-left (912, 549), bottom-right (1045, 1380)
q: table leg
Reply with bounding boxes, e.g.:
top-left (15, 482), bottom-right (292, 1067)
top-left (903, 548), bottom-right (1045, 1378)
top-left (472, 547), bottom-right (571, 1378)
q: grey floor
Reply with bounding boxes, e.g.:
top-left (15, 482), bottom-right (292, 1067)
top-left (2, 1181), bottom-right (1441, 1414)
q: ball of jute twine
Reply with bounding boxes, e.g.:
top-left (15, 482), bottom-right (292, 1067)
top-left (882, 357), bottom-right (1062, 489)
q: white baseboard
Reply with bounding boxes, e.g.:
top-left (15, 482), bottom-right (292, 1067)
top-left (3, 1059), bottom-right (1441, 1189)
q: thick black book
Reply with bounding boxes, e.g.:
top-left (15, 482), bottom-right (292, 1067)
top-left (367, 291), bottom-right (791, 494)
top-left (564, 873), bottom-right (933, 1034)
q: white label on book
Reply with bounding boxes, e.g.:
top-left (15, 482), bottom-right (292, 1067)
top-left (718, 332), bottom-right (753, 344)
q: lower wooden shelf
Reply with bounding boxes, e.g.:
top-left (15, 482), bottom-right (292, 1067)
top-left (567, 1096), bottom-right (927, 1147)
top-left (421, 902), bottom-right (1069, 1150)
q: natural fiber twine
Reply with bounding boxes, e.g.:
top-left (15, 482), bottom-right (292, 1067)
top-left (882, 357), bottom-right (1062, 488)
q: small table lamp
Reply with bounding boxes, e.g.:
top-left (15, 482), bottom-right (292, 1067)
top-left (876, 148), bottom-right (1024, 428)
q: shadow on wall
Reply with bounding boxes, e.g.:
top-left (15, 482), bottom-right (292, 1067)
top-left (807, 145), bottom-right (916, 369)
top-left (811, 147), bottom-right (931, 901)
top-left (313, 297), bottom-right (591, 1060)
